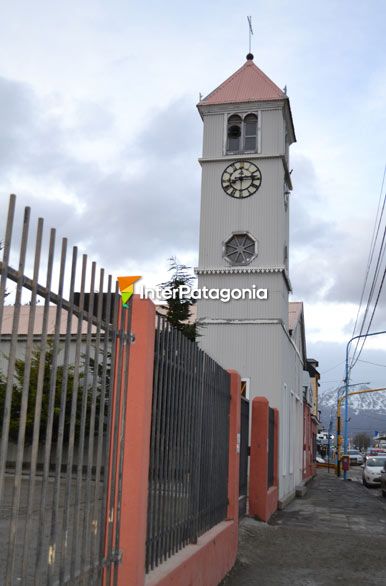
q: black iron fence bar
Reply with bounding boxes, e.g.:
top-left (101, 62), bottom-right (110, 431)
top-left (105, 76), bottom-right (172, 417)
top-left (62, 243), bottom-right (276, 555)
top-left (184, 340), bottom-right (197, 548)
top-left (172, 326), bottom-right (186, 557)
top-left (5, 216), bottom-right (43, 583)
top-left (90, 274), bottom-right (114, 584)
top-left (48, 245), bottom-right (78, 585)
top-left (166, 324), bottom-right (180, 561)
top-left (154, 320), bottom-right (171, 566)
top-left (157, 320), bottom-right (173, 564)
top-left (105, 303), bottom-right (126, 586)
top-left (21, 227), bottom-right (56, 579)
top-left (147, 315), bottom-right (166, 571)
top-left (0, 193), bottom-right (16, 343)
top-left (190, 349), bottom-right (204, 544)
top-left (82, 267), bottom-right (105, 581)
top-left (146, 315), bottom-right (161, 571)
top-left (70, 260), bottom-right (96, 580)
top-left (174, 329), bottom-right (188, 555)
top-left (195, 352), bottom-right (206, 539)
top-left (99, 282), bottom-right (119, 585)
top-left (59, 252), bottom-right (87, 584)
top-left (35, 236), bottom-right (68, 584)
top-left (0, 206), bottom-right (30, 507)
top-left (0, 262), bottom-right (114, 332)
top-left (112, 302), bottom-right (132, 586)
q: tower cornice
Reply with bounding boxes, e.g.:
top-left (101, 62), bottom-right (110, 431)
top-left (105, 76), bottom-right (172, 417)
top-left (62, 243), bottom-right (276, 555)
top-left (195, 266), bottom-right (292, 292)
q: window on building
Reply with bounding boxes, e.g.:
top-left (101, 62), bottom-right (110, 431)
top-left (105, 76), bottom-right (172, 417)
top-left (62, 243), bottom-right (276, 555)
top-left (226, 113), bottom-right (259, 154)
top-left (227, 115), bottom-right (242, 153)
top-left (224, 233), bottom-right (256, 265)
top-left (244, 114), bottom-right (257, 151)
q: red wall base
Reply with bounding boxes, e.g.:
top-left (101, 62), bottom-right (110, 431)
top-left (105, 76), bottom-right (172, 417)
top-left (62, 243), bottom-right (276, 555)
top-left (145, 521), bottom-right (237, 586)
top-left (249, 397), bottom-right (279, 523)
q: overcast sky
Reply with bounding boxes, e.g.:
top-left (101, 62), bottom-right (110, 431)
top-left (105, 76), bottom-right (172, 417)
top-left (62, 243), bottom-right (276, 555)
top-left (1, 0), bottom-right (386, 397)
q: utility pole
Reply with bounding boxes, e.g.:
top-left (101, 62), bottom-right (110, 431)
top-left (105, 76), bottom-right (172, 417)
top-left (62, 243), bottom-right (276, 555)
top-left (343, 329), bottom-right (386, 481)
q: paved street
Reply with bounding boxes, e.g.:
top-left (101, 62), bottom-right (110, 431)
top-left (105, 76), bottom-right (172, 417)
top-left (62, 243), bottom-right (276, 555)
top-left (221, 469), bottom-right (386, 586)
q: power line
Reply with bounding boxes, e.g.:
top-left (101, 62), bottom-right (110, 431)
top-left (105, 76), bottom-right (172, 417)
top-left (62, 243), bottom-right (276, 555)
top-left (351, 163), bottom-right (386, 343)
top-left (350, 266), bottom-right (386, 370)
top-left (358, 358), bottom-right (386, 368)
top-left (350, 164), bottom-right (386, 369)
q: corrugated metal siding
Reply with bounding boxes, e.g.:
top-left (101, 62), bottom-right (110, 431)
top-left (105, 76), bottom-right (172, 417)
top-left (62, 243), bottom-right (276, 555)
top-left (202, 113), bottom-right (225, 158)
top-left (196, 273), bottom-right (288, 323)
top-left (261, 109), bottom-right (285, 155)
top-left (198, 158), bottom-right (286, 268)
top-left (198, 322), bottom-right (282, 408)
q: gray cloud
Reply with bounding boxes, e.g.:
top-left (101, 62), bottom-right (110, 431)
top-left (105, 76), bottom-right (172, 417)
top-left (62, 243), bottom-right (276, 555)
top-left (0, 76), bottom-right (201, 275)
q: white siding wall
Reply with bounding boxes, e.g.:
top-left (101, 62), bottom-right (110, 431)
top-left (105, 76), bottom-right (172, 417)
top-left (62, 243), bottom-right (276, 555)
top-left (198, 159), bottom-right (286, 268)
top-left (198, 98), bottom-right (301, 506)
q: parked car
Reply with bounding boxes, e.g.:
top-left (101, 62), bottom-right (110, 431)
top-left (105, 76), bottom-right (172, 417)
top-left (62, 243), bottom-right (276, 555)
top-left (347, 449), bottom-right (364, 465)
top-left (362, 456), bottom-right (386, 487)
top-left (381, 464), bottom-right (386, 497)
top-left (364, 447), bottom-right (386, 462)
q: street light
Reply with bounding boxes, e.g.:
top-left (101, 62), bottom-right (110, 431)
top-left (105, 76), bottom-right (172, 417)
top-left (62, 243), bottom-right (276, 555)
top-left (343, 330), bottom-right (386, 480)
top-left (336, 382), bottom-right (370, 477)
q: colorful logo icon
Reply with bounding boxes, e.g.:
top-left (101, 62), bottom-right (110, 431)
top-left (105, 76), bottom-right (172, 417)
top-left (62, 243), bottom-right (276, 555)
top-left (118, 276), bottom-right (142, 307)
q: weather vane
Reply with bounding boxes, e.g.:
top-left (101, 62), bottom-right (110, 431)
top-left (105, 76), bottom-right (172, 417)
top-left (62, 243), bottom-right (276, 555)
top-left (247, 16), bottom-right (254, 54)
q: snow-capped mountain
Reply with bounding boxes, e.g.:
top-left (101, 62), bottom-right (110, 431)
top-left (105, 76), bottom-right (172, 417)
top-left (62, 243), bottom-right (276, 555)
top-left (319, 386), bottom-right (386, 437)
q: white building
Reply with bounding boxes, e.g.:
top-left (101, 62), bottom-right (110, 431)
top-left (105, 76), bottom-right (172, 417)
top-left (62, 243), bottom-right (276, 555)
top-left (196, 54), bottom-right (311, 504)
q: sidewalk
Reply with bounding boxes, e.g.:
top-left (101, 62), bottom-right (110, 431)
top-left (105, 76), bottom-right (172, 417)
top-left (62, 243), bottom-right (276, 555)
top-left (221, 469), bottom-right (386, 586)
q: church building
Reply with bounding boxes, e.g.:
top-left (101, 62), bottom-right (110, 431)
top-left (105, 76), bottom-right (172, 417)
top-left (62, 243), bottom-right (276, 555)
top-left (196, 54), bottom-right (315, 505)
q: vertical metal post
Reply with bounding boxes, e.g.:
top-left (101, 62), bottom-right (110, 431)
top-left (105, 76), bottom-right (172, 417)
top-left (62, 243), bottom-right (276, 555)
top-left (343, 330), bottom-right (386, 480)
top-left (336, 402), bottom-right (341, 477)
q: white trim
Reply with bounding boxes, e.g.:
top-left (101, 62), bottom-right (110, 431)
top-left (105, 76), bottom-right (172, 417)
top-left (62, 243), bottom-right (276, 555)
top-left (198, 318), bottom-right (284, 325)
top-left (196, 266), bottom-right (286, 275)
top-left (222, 113), bottom-right (227, 157)
top-left (257, 110), bottom-right (262, 154)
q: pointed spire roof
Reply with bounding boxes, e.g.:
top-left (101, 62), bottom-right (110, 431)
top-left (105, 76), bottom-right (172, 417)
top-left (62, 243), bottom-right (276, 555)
top-left (199, 54), bottom-right (286, 106)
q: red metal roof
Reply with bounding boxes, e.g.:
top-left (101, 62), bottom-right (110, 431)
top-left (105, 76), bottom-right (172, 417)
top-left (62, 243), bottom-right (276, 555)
top-left (199, 58), bottom-right (286, 106)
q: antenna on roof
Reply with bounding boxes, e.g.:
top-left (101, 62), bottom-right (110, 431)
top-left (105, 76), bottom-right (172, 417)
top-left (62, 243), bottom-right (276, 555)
top-left (247, 16), bottom-right (254, 56)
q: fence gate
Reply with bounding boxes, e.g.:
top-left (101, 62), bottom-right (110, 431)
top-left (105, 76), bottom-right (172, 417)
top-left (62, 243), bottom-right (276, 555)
top-left (268, 407), bottom-right (275, 488)
top-left (0, 194), bottom-right (131, 585)
top-left (239, 396), bottom-right (249, 518)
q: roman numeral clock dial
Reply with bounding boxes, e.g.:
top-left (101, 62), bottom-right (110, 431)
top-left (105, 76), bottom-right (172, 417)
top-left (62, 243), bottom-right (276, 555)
top-left (221, 161), bottom-right (262, 198)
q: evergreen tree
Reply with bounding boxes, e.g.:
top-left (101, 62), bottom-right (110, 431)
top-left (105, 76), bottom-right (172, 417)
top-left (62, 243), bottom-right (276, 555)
top-left (159, 257), bottom-right (198, 341)
top-left (0, 342), bottom-right (102, 445)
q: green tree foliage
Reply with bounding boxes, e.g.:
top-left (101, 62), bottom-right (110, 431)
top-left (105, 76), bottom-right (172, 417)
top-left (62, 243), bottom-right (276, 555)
top-left (353, 432), bottom-right (371, 450)
top-left (159, 257), bottom-right (198, 341)
top-left (0, 343), bottom-right (101, 445)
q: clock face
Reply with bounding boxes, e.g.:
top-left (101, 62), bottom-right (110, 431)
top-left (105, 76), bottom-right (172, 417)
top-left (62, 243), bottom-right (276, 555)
top-left (221, 161), bottom-right (262, 199)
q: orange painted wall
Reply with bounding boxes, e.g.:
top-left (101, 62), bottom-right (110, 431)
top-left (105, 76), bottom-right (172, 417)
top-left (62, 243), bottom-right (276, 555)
top-left (117, 296), bottom-right (156, 586)
top-left (249, 397), bottom-right (279, 522)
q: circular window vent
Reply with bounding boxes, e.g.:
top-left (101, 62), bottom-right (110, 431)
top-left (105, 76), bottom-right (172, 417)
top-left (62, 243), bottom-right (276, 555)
top-left (224, 233), bottom-right (257, 265)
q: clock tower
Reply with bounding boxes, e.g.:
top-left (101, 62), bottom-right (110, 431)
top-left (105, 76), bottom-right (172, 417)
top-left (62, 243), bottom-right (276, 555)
top-left (196, 54), bottom-right (296, 410)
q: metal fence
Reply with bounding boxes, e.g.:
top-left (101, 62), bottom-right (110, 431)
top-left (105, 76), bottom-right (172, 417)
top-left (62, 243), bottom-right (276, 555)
top-left (239, 397), bottom-right (249, 518)
top-left (268, 407), bottom-right (275, 488)
top-left (0, 194), bottom-right (131, 585)
top-left (145, 315), bottom-right (230, 573)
